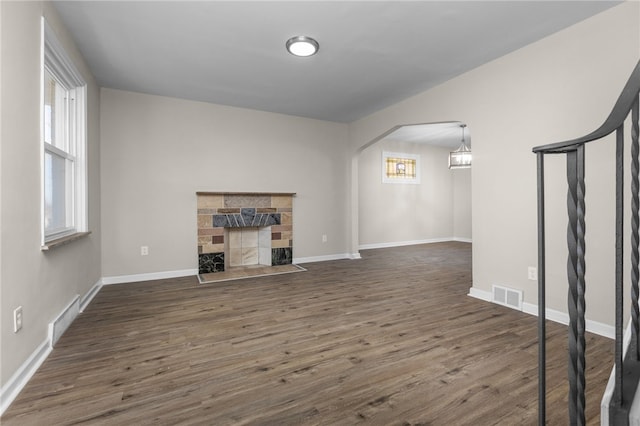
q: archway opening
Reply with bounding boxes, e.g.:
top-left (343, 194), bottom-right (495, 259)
top-left (355, 121), bottom-right (472, 251)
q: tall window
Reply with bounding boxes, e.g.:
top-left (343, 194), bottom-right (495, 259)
top-left (42, 19), bottom-right (87, 243)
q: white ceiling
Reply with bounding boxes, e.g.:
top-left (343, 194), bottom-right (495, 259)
top-left (53, 1), bottom-right (618, 128)
top-left (384, 122), bottom-right (469, 149)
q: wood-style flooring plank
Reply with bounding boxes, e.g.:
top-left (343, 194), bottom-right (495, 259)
top-left (1, 242), bottom-right (613, 425)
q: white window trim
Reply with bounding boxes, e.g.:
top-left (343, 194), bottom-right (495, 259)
top-left (41, 18), bottom-right (88, 245)
top-left (382, 151), bottom-right (421, 184)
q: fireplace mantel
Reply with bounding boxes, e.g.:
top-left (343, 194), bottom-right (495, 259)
top-left (196, 191), bottom-right (296, 196)
top-left (197, 192), bottom-right (295, 275)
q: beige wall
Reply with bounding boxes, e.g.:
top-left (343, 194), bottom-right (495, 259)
top-left (358, 139), bottom-right (465, 246)
top-left (100, 89), bottom-right (349, 277)
top-left (452, 168), bottom-right (471, 240)
top-left (350, 2), bottom-right (640, 325)
top-left (2, 0), bottom-right (637, 407)
top-left (1, 1), bottom-right (101, 388)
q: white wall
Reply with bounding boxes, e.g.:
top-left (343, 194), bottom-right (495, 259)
top-left (358, 139), bottom-right (464, 247)
top-left (1, 0), bottom-right (101, 391)
top-left (100, 89), bottom-right (350, 278)
top-left (349, 2), bottom-right (640, 326)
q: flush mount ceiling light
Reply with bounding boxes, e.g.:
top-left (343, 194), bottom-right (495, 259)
top-left (286, 36), bottom-right (319, 57)
top-left (449, 124), bottom-right (472, 169)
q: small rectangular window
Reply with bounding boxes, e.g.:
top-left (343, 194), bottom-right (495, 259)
top-left (385, 156), bottom-right (417, 179)
top-left (382, 151), bottom-right (421, 184)
top-left (42, 18), bottom-right (87, 244)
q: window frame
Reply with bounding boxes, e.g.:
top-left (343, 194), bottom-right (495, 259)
top-left (381, 151), bottom-right (421, 184)
top-left (41, 18), bottom-right (88, 245)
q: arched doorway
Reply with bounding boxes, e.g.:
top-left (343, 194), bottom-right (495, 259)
top-left (355, 121), bottom-right (472, 252)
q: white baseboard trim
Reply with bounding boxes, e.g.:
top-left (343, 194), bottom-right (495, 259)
top-left (522, 302), bottom-right (615, 339)
top-left (452, 237), bottom-right (472, 243)
top-left (359, 238), bottom-right (471, 251)
top-left (294, 253), bottom-right (352, 264)
top-left (1, 278), bottom-right (105, 416)
top-left (359, 238), bottom-right (455, 250)
top-left (585, 320), bottom-right (614, 339)
top-left (350, 252), bottom-right (362, 260)
top-left (467, 287), bottom-right (615, 339)
top-left (0, 339), bottom-right (51, 416)
top-left (468, 287), bottom-right (492, 302)
top-left (80, 279), bottom-right (102, 312)
top-left (101, 268), bottom-right (198, 285)
top-left (0, 270), bottom-right (188, 415)
top-left (521, 302), bottom-right (570, 325)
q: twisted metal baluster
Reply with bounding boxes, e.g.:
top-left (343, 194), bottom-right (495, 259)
top-left (632, 99), bottom-right (640, 361)
top-left (567, 146), bottom-right (587, 426)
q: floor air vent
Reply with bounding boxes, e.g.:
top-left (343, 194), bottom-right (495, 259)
top-left (492, 285), bottom-right (523, 311)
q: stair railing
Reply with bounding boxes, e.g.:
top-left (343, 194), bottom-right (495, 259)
top-left (533, 59), bottom-right (640, 426)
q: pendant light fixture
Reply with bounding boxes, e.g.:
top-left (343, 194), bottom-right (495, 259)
top-left (449, 124), bottom-right (472, 169)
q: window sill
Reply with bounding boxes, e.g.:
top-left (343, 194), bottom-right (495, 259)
top-left (41, 231), bottom-right (91, 251)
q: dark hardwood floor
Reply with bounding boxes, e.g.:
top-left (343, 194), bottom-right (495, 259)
top-left (2, 242), bottom-right (613, 425)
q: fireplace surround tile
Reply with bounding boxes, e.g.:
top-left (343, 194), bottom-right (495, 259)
top-left (197, 195), bottom-right (224, 209)
top-left (242, 247), bottom-right (258, 264)
top-left (198, 236), bottom-right (212, 244)
top-left (229, 248), bottom-right (243, 266)
top-left (281, 212), bottom-right (292, 224)
top-left (272, 239), bottom-right (291, 249)
top-left (225, 195), bottom-right (270, 208)
top-left (201, 243), bottom-right (224, 254)
top-left (228, 228), bottom-right (242, 247)
top-left (272, 224), bottom-right (292, 233)
top-left (199, 252), bottom-right (224, 273)
top-left (281, 231), bottom-right (292, 240)
top-left (242, 228), bottom-right (258, 247)
top-left (271, 195), bottom-right (292, 209)
top-left (212, 212), bottom-right (281, 228)
top-left (197, 215), bottom-right (212, 228)
top-left (259, 227), bottom-right (271, 246)
top-left (272, 247), bottom-right (292, 265)
top-left (196, 192), bottom-right (295, 275)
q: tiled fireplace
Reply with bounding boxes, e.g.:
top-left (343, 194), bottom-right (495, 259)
top-left (197, 192), bottom-right (294, 274)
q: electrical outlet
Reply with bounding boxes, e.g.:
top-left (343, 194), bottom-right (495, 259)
top-left (322, 234), bottom-right (327, 243)
top-left (528, 266), bottom-right (538, 281)
top-left (141, 246), bottom-right (149, 256)
top-left (14, 306), bottom-right (23, 333)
